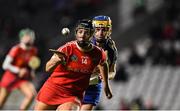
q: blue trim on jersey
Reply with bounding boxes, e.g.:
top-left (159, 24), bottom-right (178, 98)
top-left (91, 36), bottom-right (97, 45)
top-left (82, 82), bottom-right (102, 106)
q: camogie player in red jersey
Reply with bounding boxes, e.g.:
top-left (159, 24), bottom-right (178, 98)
top-left (34, 19), bottom-right (112, 110)
top-left (0, 28), bottom-right (39, 110)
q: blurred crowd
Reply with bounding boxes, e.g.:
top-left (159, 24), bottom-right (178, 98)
top-left (119, 96), bottom-right (158, 110)
top-left (113, 1), bottom-right (180, 110)
top-left (118, 13), bottom-right (180, 67)
top-left (115, 0), bottom-right (180, 82)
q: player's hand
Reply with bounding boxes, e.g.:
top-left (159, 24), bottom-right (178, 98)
top-left (50, 54), bottom-right (65, 65)
top-left (49, 49), bottom-right (66, 58)
top-left (104, 85), bottom-right (113, 99)
top-left (109, 72), bottom-right (115, 80)
top-left (19, 68), bottom-right (28, 78)
top-left (49, 49), bottom-right (66, 65)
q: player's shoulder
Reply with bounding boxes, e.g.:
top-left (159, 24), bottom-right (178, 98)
top-left (11, 44), bottom-right (21, 51)
top-left (8, 44), bottom-right (21, 54)
top-left (106, 37), bottom-right (116, 47)
top-left (58, 40), bottom-right (76, 52)
top-left (58, 41), bottom-right (75, 49)
top-left (65, 40), bottom-right (76, 46)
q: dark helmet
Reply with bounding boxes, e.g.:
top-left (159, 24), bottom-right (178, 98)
top-left (75, 19), bottom-right (95, 48)
top-left (75, 19), bottom-right (94, 37)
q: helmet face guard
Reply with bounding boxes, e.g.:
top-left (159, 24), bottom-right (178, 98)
top-left (75, 19), bottom-right (94, 47)
top-left (92, 20), bottom-right (112, 28)
top-left (92, 15), bottom-right (112, 42)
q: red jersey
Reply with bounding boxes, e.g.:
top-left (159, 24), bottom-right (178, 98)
top-left (37, 40), bottom-right (106, 105)
top-left (9, 44), bottom-right (37, 68)
top-left (49, 40), bottom-right (106, 93)
top-left (0, 44), bottom-right (37, 91)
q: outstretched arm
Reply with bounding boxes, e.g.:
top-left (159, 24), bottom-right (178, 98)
top-left (46, 49), bottom-right (66, 72)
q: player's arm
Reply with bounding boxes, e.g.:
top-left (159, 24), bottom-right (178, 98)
top-left (2, 55), bottom-right (28, 78)
top-left (2, 46), bottom-right (21, 74)
top-left (46, 54), bottom-right (61, 72)
top-left (98, 61), bottom-right (109, 86)
top-left (109, 63), bottom-right (116, 80)
top-left (98, 61), bottom-right (112, 99)
top-left (46, 50), bottom-right (66, 73)
top-left (108, 40), bottom-right (118, 80)
top-left (2, 55), bottom-right (20, 74)
top-left (104, 50), bottom-right (116, 80)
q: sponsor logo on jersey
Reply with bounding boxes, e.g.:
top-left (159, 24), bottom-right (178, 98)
top-left (71, 54), bottom-right (78, 61)
top-left (67, 66), bottom-right (90, 73)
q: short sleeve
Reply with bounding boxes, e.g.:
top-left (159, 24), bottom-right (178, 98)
top-left (57, 43), bottom-right (72, 56)
top-left (57, 45), bottom-right (67, 53)
top-left (111, 41), bottom-right (118, 64)
top-left (8, 46), bottom-right (19, 58)
top-left (106, 39), bottom-right (118, 65)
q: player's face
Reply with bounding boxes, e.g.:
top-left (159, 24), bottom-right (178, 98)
top-left (76, 28), bottom-right (91, 42)
top-left (76, 28), bottom-right (92, 48)
top-left (94, 27), bottom-right (109, 41)
top-left (20, 34), bottom-right (34, 48)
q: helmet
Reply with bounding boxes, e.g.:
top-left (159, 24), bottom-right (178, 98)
top-left (92, 15), bottom-right (112, 36)
top-left (92, 15), bottom-right (112, 28)
top-left (19, 28), bottom-right (35, 41)
top-left (75, 19), bottom-right (94, 37)
top-left (19, 28), bottom-right (35, 48)
top-left (75, 19), bottom-right (94, 48)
